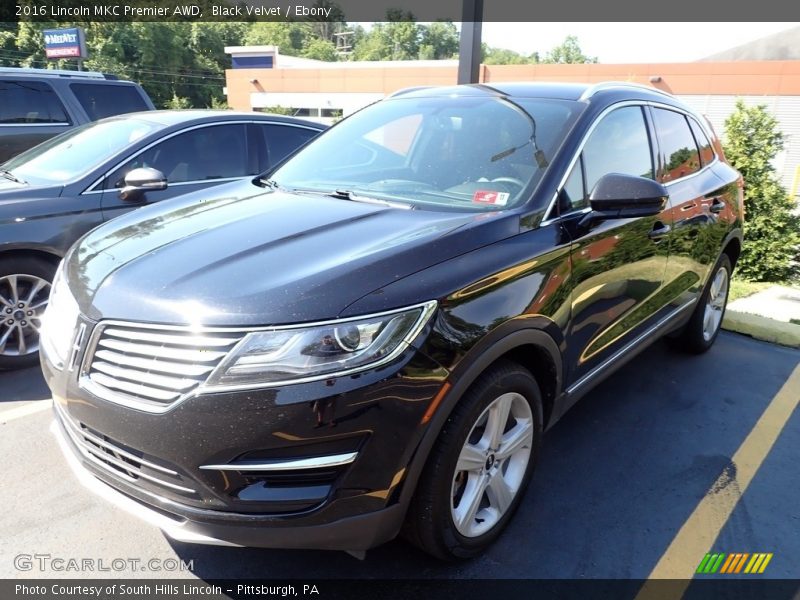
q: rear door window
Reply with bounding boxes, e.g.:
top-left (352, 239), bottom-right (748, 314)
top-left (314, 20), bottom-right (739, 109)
top-left (70, 83), bottom-right (149, 120)
top-left (257, 124), bottom-right (319, 171)
top-left (0, 80), bottom-right (69, 124)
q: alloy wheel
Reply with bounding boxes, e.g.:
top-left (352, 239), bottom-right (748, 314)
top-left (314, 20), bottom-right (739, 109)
top-left (0, 274), bottom-right (51, 356)
top-left (702, 266), bottom-right (729, 342)
top-left (450, 392), bottom-right (534, 538)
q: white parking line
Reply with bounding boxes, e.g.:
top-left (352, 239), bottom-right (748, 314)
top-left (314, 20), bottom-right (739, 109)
top-left (0, 400), bottom-right (51, 423)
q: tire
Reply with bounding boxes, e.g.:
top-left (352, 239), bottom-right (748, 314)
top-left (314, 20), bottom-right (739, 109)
top-left (668, 254), bottom-right (732, 354)
top-left (403, 360), bottom-right (543, 560)
top-left (0, 256), bottom-right (57, 370)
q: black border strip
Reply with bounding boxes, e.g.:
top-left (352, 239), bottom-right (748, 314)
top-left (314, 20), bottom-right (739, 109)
top-left (2, 0), bottom-right (799, 22)
top-left (4, 579), bottom-right (800, 600)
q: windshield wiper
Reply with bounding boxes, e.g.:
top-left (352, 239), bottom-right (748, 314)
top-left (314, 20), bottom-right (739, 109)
top-left (280, 188), bottom-right (414, 210)
top-left (329, 189), bottom-right (414, 210)
top-left (267, 183), bottom-right (414, 209)
top-left (0, 170), bottom-right (26, 185)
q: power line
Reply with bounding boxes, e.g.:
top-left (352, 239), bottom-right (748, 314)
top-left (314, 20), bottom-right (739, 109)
top-left (0, 54), bottom-right (224, 89)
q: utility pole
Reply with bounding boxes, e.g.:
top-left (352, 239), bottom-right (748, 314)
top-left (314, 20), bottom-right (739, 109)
top-left (457, 0), bottom-right (483, 84)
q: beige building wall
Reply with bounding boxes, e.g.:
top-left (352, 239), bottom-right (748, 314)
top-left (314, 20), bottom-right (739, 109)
top-left (226, 60), bottom-right (800, 110)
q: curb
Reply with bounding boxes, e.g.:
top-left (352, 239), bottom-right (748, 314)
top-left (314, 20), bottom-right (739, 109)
top-left (722, 310), bottom-right (800, 348)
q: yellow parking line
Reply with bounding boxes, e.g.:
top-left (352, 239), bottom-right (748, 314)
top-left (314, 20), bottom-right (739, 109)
top-left (0, 400), bottom-right (51, 423)
top-left (637, 363), bottom-right (800, 594)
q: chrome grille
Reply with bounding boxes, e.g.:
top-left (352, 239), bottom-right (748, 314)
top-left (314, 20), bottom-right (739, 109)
top-left (55, 402), bottom-right (196, 495)
top-left (82, 323), bottom-right (242, 411)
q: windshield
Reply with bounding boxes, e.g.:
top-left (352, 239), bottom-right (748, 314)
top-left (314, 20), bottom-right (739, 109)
top-left (270, 94), bottom-right (581, 212)
top-left (3, 118), bottom-right (162, 185)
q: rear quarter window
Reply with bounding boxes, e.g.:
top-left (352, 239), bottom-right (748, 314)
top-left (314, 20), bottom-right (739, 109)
top-left (0, 80), bottom-right (69, 124)
top-left (688, 118), bottom-right (715, 167)
top-left (70, 83), bottom-right (149, 121)
top-left (652, 108), bottom-right (701, 182)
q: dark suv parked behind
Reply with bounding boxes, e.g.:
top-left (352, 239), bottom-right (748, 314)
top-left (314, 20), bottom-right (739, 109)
top-left (0, 110), bottom-right (324, 368)
top-left (42, 82), bottom-right (743, 560)
top-left (0, 67), bottom-right (154, 163)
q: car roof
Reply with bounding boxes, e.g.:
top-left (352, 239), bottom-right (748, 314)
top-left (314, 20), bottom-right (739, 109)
top-left (99, 110), bottom-right (327, 129)
top-left (393, 81), bottom-right (682, 105)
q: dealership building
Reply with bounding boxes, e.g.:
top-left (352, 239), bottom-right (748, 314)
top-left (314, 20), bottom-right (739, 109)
top-left (224, 32), bottom-right (800, 200)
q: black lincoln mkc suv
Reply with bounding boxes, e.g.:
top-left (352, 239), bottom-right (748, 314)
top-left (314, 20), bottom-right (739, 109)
top-left (41, 82), bottom-right (743, 560)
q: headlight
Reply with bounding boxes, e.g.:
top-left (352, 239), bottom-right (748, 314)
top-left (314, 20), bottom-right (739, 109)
top-left (204, 300), bottom-right (437, 389)
top-left (39, 264), bottom-right (80, 369)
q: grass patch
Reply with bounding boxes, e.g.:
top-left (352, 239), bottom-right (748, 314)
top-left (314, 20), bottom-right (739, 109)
top-left (729, 279), bottom-right (773, 302)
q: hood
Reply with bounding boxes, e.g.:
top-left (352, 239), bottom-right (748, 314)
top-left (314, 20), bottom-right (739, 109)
top-left (65, 186), bottom-right (519, 326)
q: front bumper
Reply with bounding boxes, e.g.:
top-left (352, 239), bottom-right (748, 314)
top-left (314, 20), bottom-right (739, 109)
top-left (44, 326), bottom-right (449, 550)
top-left (50, 416), bottom-right (405, 550)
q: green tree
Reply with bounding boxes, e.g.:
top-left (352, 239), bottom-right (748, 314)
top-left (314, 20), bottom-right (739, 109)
top-left (261, 105), bottom-right (294, 116)
top-left (302, 37), bottom-right (338, 61)
top-left (352, 16), bottom-right (421, 61)
top-left (244, 22), bottom-right (308, 55)
top-left (481, 35), bottom-right (592, 66)
top-left (724, 99), bottom-right (800, 281)
top-left (209, 97), bottom-right (230, 109)
top-left (542, 35), bottom-right (597, 64)
top-left (418, 21), bottom-right (459, 60)
top-left (0, 23), bottom-right (17, 66)
top-left (305, 1), bottom-right (347, 44)
top-left (482, 45), bottom-right (536, 65)
top-left (351, 27), bottom-right (389, 61)
top-left (166, 94), bottom-right (192, 109)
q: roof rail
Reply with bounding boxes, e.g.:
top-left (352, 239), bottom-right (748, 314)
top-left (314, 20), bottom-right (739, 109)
top-left (0, 66), bottom-right (107, 79)
top-left (579, 81), bottom-right (674, 101)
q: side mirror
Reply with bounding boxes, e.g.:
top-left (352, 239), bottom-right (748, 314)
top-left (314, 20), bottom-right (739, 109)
top-left (579, 173), bottom-right (667, 227)
top-left (119, 167), bottom-right (167, 201)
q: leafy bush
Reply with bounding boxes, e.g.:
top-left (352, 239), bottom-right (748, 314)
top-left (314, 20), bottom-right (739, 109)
top-left (724, 99), bottom-right (800, 281)
top-left (165, 94), bottom-right (192, 110)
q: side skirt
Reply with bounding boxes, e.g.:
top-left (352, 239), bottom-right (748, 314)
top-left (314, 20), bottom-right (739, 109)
top-left (547, 299), bottom-right (698, 428)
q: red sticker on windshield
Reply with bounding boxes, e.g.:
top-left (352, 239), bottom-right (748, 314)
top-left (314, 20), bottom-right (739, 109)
top-left (473, 190), bottom-right (510, 206)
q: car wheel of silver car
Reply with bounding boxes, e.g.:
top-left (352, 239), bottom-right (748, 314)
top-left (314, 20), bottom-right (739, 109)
top-left (404, 360), bottom-right (543, 560)
top-left (669, 253), bottom-right (732, 355)
top-left (0, 257), bottom-right (56, 370)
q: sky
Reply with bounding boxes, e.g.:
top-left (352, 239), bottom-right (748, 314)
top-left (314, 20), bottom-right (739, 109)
top-left (479, 22), bottom-right (797, 63)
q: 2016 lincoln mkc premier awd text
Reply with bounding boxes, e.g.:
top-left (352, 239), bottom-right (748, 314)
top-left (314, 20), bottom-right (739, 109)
top-left (41, 82), bottom-right (743, 560)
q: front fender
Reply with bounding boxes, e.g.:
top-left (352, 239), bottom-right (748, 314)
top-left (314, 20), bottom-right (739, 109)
top-left (394, 321), bottom-right (563, 520)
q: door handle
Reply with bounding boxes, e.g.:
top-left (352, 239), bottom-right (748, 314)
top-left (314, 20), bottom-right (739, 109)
top-left (708, 197), bottom-right (725, 214)
top-left (648, 222), bottom-right (672, 241)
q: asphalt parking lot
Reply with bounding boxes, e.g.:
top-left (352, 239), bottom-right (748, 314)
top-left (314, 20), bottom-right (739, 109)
top-left (1, 331), bottom-right (798, 581)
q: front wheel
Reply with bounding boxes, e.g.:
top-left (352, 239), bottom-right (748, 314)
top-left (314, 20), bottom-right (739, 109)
top-left (669, 254), bottom-right (732, 354)
top-left (404, 360), bottom-right (543, 560)
top-left (0, 257), bottom-right (56, 370)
